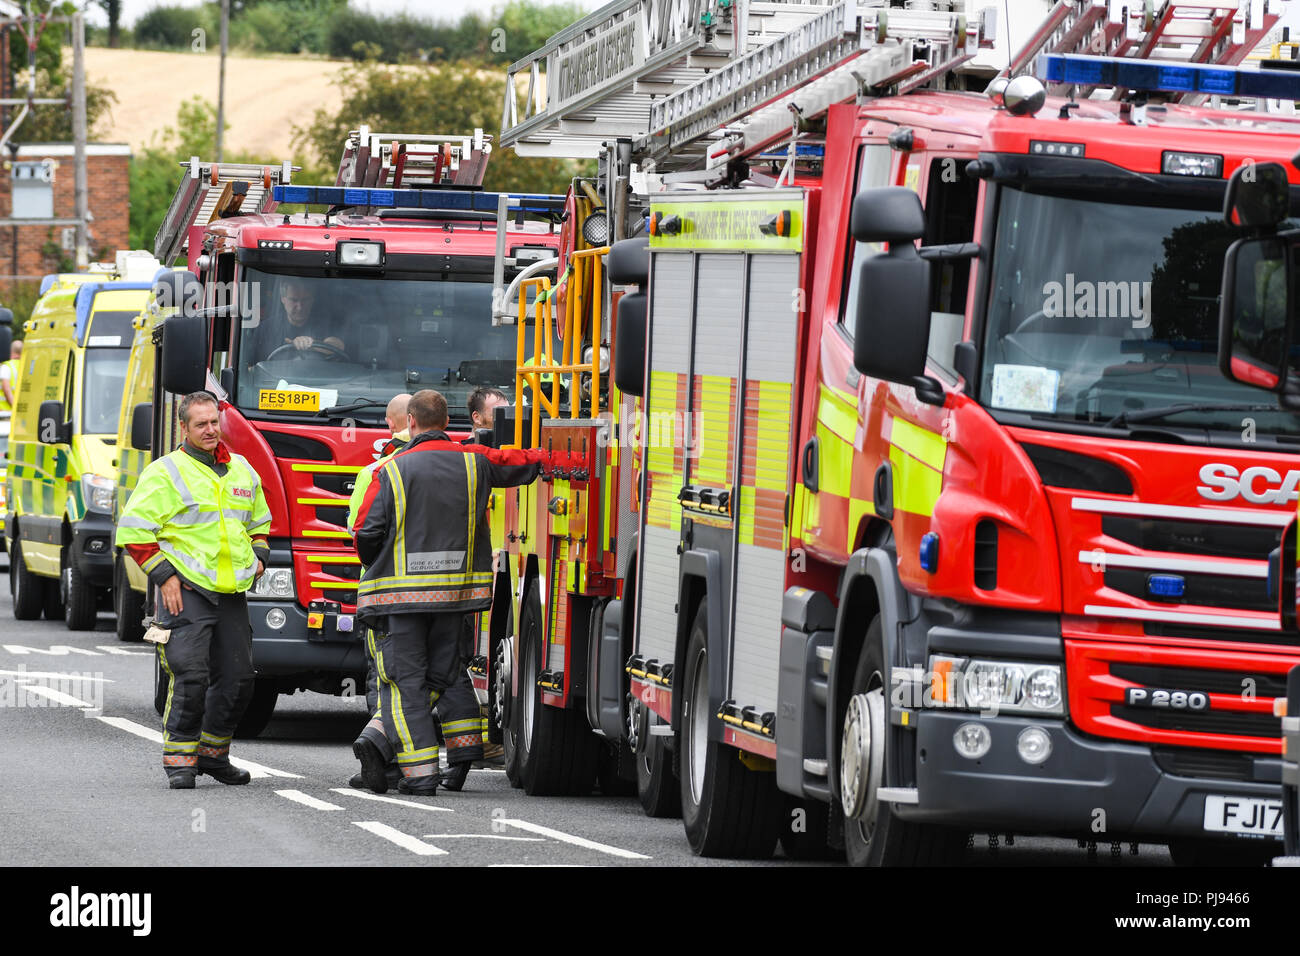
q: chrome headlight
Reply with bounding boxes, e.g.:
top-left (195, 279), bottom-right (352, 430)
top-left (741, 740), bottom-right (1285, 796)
top-left (929, 655), bottom-right (1065, 716)
top-left (249, 567), bottom-right (295, 600)
top-left (81, 473), bottom-right (115, 514)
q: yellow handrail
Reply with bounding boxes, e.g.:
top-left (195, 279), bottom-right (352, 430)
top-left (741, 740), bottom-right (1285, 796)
top-left (511, 244), bottom-right (609, 449)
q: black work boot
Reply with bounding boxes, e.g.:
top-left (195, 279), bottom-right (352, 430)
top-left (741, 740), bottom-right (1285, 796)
top-left (350, 765), bottom-right (400, 793)
top-left (353, 737), bottom-right (390, 794)
top-left (396, 775), bottom-right (438, 796)
top-left (198, 759), bottom-right (252, 786)
top-left (167, 769), bottom-right (196, 790)
top-left (439, 762), bottom-right (470, 792)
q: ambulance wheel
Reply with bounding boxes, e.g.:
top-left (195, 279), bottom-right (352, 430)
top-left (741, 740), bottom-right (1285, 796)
top-left (840, 615), bottom-right (967, 867)
top-left (63, 562), bottom-right (97, 631)
top-left (114, 557), bottom-right (146, 642)
top-left (635, 710), bottom-right (681, 818)
top-left (234, 679), bottom-right (279, 739)
top-left (41, 571), bottom-right (64, 621)
top-left (10, 540), bottom-right (44, 620)
top-left (679, 604), bottom-right (781, 858)
top-left (517, 588), bottom-right (599, 796)
top-left (1167, 837), bottom-right (1277, 868)
top-left (153, 651), bottom-right (168, 717)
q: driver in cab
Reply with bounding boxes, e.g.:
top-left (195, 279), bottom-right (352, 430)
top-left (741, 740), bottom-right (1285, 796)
top-left (247, 277), bottom-right (346, 365)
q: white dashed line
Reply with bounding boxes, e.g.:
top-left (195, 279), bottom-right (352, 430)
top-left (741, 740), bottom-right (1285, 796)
top-left (16, 684), bottom-right (96, 708)
top-left (0, 668), bottom-right (111, 681)
top-left (275, 789), bottom-right (345, 811)
top-left (498, 819), bottom-right (650, 860)
top-left (93, 715), bottom-right (303, 778)
top-left (328, 787), bottom-right (454, 812)
top-left (421, 834), bottom-right (544, 841)
top-left (353, 821), bottom-right (448, 856)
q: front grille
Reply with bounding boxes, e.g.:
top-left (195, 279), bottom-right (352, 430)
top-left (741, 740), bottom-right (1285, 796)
top-left (1110, 704), bottom-right (1281, 738)
top-left (1142, 622), bottom-right (1292, 646)
top-left (1111, 663), bottom-right (1288, 698)
top-left (312, 473), bottom-right (358, 495)
top-left (1101, 515), bottom-right (1279, 560)
top-left (1103, 567), bottom-right (1272, 611)
top-left (263, 431), bottom-right (334, 461)
top-left (1153, 746), bottom-right (1256, 781)
top-left (315, 505), bottom-right (349, 527)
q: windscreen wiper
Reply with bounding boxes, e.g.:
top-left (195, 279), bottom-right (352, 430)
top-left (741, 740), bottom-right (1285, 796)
top-left (316, 399), bottom-right (390, 418)
top-left (1104, 402), bottom-right (1278, 428)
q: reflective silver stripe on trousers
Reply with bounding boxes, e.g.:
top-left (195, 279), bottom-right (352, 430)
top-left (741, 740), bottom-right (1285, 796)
top-left (157, 540), bottom-right (220, 583)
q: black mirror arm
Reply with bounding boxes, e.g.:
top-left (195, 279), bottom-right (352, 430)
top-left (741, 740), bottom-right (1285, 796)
top-left (911, 375), bottom-right (946, 407)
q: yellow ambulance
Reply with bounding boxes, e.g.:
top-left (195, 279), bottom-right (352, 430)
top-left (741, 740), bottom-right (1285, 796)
top-left (110, 268), bottom-right (199, 641)
top-left (5, 254), bottom-right (160, 629)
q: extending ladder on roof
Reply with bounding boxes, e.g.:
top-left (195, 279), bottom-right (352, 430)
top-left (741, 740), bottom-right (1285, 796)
top-left (501, 0), bottom-right (995, 172)
top-left (153, 159), bottom-right (298, 265)
top-left (334, 127), bottom-right (492, 189)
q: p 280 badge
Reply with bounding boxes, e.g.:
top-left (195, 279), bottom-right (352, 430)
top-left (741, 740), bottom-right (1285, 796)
top-left (1124, 687), bottom-right (1210, 711)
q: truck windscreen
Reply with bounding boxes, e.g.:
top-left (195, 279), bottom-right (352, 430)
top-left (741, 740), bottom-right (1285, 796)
top-left (235, 268), bottom-right (520, 423)
top-left (82, 349), bottom-right (129, 435)
top-left (979, 186), bottom-right (1300, 439)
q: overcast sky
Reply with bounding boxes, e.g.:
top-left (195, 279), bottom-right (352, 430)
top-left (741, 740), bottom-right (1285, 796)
top-left (92, 0), bottom-right (602, 29)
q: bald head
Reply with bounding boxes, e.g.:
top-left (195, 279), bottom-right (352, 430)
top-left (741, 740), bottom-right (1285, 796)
top-left (386, 393), bottom-right (410, 435)
top-left (10, 340), bottom-right (20, 359)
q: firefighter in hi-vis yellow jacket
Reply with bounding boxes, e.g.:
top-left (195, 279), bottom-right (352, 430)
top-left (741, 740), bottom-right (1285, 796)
top-left (352, 388), bottom-right (543, 795)
top-left (115, 391), bottom-right (272, 789)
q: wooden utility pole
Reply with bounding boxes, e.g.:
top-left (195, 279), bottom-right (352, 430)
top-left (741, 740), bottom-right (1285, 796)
top-left (72, 12), bottom-right (88, 269)
top-left (216, 0), bottom-right (229, 164)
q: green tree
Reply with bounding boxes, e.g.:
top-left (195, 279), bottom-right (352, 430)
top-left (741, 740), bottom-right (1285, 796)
top-left (495, 0), bottom-right (588, 63)
top-left (11, 67), bottom-right (117, 142)
top-left (92, 0), bottom-right (123, 48)
top-left (133, 4), bottom-right (214, 50)
top-left (294, 62), bottom-right (587, 195)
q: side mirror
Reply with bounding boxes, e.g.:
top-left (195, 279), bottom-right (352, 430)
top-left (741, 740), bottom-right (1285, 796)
top-left (38, 399), bottom-right (70, 445)
top-left (852, 186), bottom-right (927, 244)
top-left (0, 307), bottom-right (11, 358)
top-left (1223, 162), bottom-right (1290, 230)
top-left (160, 309), bottom-right (209, 395)
top-left (613, 290), bottom-right (646, 397)
top-left (130, 402), bottom-right (152, 452)
top-left (1218, 235), bottom-right (1292, 393)
top-left (607, 236), bottom-right (649, 286)
top-left (151, 269), bottom-right (202, 313)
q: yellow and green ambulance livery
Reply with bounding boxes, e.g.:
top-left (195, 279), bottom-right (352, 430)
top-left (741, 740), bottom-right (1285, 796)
top-left (5, 266), bottom-right (158, 630)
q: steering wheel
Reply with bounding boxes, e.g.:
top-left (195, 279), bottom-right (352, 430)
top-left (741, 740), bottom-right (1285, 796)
top-left (1010, 308), bottom-right (1051, 336)
top-left (265, 341), bottom-right (349, 363)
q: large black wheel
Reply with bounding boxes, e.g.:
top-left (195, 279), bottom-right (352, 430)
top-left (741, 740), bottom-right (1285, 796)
top-left (679, 604), bottom-right (782, 858)
top-left (498, 630), bottom-right (525, 788)
top-left (840, 615), bottom-right (967, 866)
top-left (10, 539), bottom-right (45, 621)
top-left (1167, 837), bottom-right (1277, 867)
top-left (63, 561), bottom-right (98, 631)
top-left (114, 556), bottom-right (146, 642)
top-left (41, 570), bottom-right (63, 621)
top-left (516, 587), bottom-right (600, 796)
top-left (635, 704), bottom-right (681, 818)
top-left (234, 679), bottom-right (279, 739)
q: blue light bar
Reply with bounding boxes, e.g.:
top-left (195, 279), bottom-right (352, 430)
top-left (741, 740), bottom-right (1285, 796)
top-left (1038, 53), bottom-right (1300, 101)
top-left (1146, 574), bottom-right (1186, 599)
top-left (272, 185), bottom-right (565, 215)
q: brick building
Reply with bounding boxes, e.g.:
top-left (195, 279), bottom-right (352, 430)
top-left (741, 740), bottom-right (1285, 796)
top-left (0, 142), bottom-right (130, 293)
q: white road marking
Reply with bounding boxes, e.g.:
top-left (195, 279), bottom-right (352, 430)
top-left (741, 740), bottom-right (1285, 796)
top-left (498, 819), bottom-right (650, 860)
top-left (2, 644), bottom-right (103, 656)
top-left (93, 645), bottom-right (154, 656)
top-left (275, 789), bottom-right (344, 811)
top-left (17, 684), bottom-right (95, 708)
top-left (353, 821), bottom-right (448, 856)
top-left (421, 834), bottom-right (543, 842)
top-left (93, 715), bottom-right (303, 779)
top-left (328, 787), bottom-right (453, 813)
top-left (0, 669), bottom-right (112, 681)
top-left (490, 863), bottom-right (590, 867)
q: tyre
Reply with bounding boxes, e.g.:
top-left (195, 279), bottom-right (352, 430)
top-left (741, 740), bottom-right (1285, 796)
top-left (516, 586), bottom-right (600, 796)
top-left (497, 633), bottom-right (524, 789)
top-left (63, 561), bottom-right (98, 631)
top-left (11, 539), bottom-right (44, 621)
top-left (597, 742), bottom-right (638, 797)
top-left (1167, 837), bottom-right (1277, 867)
top-left (635, 706), bottom-right (681, 818)
top-left (114, 556), bottom-right (146, 642)
top-left (41, 567), bottom-right (64, 622)
top-left (234, 678), bottom-right (278, 739)
top-left (840, 615), bottom-right (967, 866)
top-left (679, 604), bottom-right (781, 858)
top-left (780, 797), bottom-right (844, 861)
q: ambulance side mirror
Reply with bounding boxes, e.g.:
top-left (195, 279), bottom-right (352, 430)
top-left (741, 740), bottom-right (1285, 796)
top-left (130, 402), bottom-right (153, 452)
top-left (38, 399), bottom-right (70, 445)
top-left (160, 309), bottom-right (209, 396)
top-left (1218, 234), bottom-right (1294, 395)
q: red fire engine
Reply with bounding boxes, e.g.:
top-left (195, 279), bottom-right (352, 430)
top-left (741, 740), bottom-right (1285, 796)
top-left (488, 0), bottom-right (1300, 865)
top-left (150, 130), bottom-right (561, 734)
